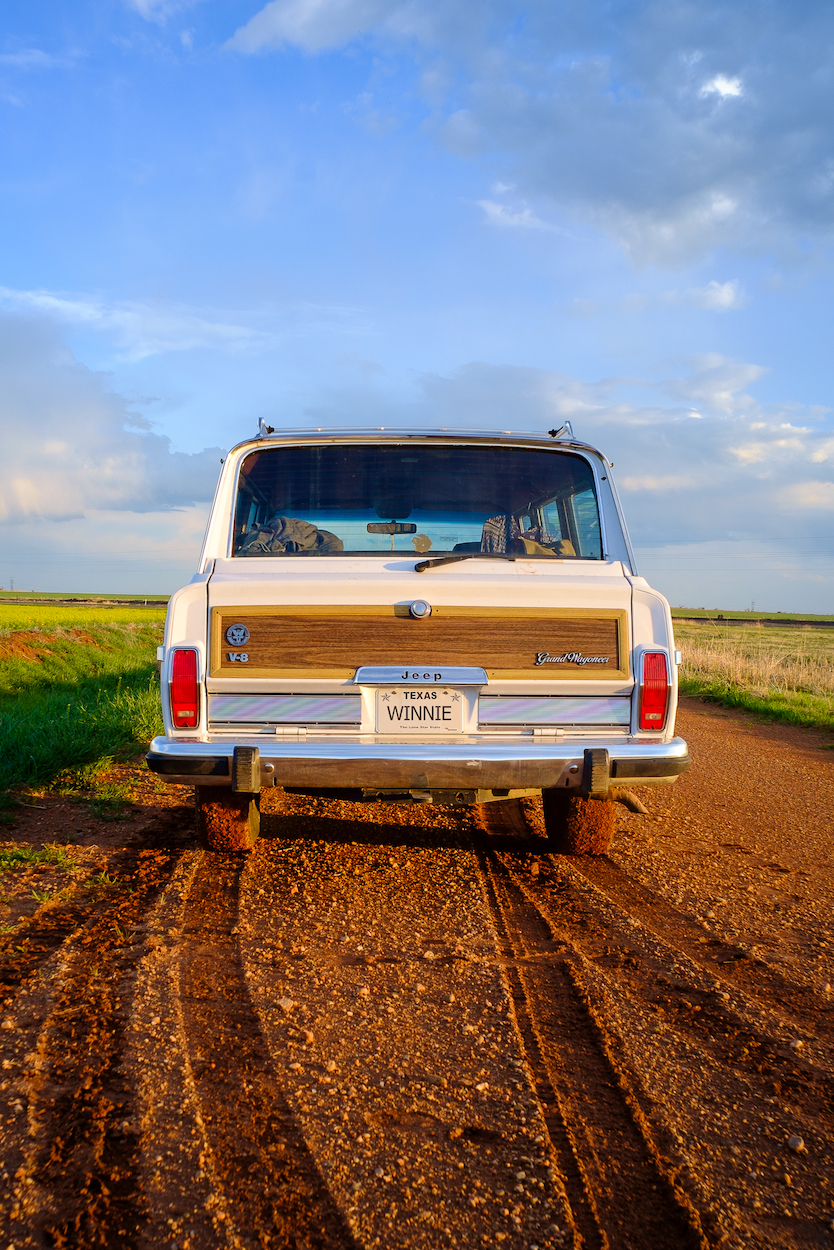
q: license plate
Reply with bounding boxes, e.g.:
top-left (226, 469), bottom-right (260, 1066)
top-left (376, 687), bottom-right (464, 732)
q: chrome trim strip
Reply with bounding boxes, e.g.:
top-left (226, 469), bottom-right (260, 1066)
top-left (150, 733), bottom-right (689, 760)
top-left (355, 666), bottom-right (488, 686)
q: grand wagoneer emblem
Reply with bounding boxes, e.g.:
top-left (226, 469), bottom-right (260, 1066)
top-left (535, 651), bottom-right (611, 666)
top-left (225, 623), bottom-right (250, 646)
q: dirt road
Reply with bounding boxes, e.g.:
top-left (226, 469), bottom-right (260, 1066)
top-left (0, 696), bottom-right (832, 1249)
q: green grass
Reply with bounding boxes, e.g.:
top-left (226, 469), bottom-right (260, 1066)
top-left (0, 845), bottom-right (74, 872)
top-left (0, 604), bottom-right (165, 635)
top-left (676, 621), bottom-right (834, 734)
top-left (679, 680), bottom-right (834, 733)
top-left (2, 679), bottom-right (163, 794)
top-left (49, 764), bottom-right (137, 820)
top-left (672, 608), bottom-right (834, 622)
top-left (0, 605), bottom-right (165, 795)
top-left (49, 758), bottom-right (121, 794)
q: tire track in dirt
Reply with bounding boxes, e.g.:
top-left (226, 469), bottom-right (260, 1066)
top-left (178, 851), bottom-right (357, 1250)
top-left (480, 799), bottom-right (834, 1247)
top-left (560, 851), bottom-right (834, 1043)
top-left (6, 846), bottom-right (183, 1249)
top-left (477, 805), bottom-right (709, 1250)
top-left (507, 857), bottom-right (834, 1116)
top-left (496, 801), bottom-right (834, 1112)
top-left (0, 898), bottom-right (102, 993)
top-left (0, 808), bottom-right (196, 996)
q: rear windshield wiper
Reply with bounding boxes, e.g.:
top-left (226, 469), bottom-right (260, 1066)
top-left (414, 553), bottom-right (518, 572)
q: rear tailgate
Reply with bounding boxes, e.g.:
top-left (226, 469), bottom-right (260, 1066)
top-left (204, 558), bottom-right (634, 736)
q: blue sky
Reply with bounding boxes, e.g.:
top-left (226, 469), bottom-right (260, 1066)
top-left (1, 0), bottom-right (833, 608)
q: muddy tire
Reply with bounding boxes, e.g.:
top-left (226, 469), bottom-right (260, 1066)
top-left (542, 790), bottom-right (614, 855)
top-left (195, 787), bottom-right (260, 853)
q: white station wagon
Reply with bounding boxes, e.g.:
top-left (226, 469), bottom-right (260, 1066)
top-left (147, 424), bottom-right (690, 852)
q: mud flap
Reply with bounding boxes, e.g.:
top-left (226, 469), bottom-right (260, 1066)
top-left (232, 746), bottom-right (261, 793)
top-left (580, 748), bottom-right (610, 799)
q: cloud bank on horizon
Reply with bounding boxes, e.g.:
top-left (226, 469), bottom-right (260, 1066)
top-left (0, 0), bottom-right (831, 606)
top-left (0, 316), bottom-right (222, 526)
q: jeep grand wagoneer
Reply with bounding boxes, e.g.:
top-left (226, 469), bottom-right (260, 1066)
top-left (147, 425), bottom-right (690, 851)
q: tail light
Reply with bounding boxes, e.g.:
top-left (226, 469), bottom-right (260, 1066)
top-left (639, 652), bottom-right (669, 731)
top-left (170, 649), bottom-right (200, 728)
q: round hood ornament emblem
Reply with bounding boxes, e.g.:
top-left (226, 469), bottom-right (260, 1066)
top-left (410, 600), bottom-right (432, 619)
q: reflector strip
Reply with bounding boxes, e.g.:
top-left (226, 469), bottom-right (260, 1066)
top-left (479, 696), bottom-right (631, 725)
top-left (209, 694), bottom-right (361, 725)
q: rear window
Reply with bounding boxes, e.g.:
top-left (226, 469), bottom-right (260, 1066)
top-left (232, 443), bottom-right (602, 559)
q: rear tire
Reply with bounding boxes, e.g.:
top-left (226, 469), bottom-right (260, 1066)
top-left (542, 789), bottom-right (614, 855)
top-left (195, 787), bottom-right (260, 853)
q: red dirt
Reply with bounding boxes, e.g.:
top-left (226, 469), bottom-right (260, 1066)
top-left (0, 629), bottom-right (99, 663)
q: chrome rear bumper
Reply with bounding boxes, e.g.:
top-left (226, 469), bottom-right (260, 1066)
top-left (146, 734), bottom-right (691, 792)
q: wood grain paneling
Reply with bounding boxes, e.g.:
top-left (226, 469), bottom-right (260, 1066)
top-left (211, 606), bottom-right (628, 680)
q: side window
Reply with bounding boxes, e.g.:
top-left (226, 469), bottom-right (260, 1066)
top-left (540, 501), bottom-right (564, 542)
top-left (570, 489), bottom-right (602, 558)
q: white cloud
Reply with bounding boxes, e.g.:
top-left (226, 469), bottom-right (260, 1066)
top-left (811, 439), bottom-right (834, 463)
top-left (226, 0), bottom-right (394, 53)
top-left (779, 481), bottom-right (834, 510)
top-left (662, 355), bottom-right (766, 416)
top-left (0, 287), bottom-right (273, 361)
top-left (602, 194), bottom-right (741, 266)
top-left (1, 506), bottom-right (212, 594)
top-left (2, 324), bottom-right (831, 603)
top-left (684, 280), bottom-right (744, 310)
top-left (127, 0), bottom-right (201, 20)
top-left (223, 1), bottom-right (834, 265)
top-left (728, 442), bottom-right (769, 465)
top-left (0, 287), bottom-right (365, 362)
top-left (620, 475), bottom-right (695, 492)
top-left (373, 356), bottom-right (833, 563)
top-left (477, 200), bottom-right (554, 231)
top-left (700, 74), bottom-right (744, 98)
top-left (729, 435), bottom-right (807, 464)
top-left (628, 280), bottom-right (745, 312)
top-left (567, 299), bottom-right (598, 318)
top-left (0, 49), bottom-right (70, 70)
top-left (0, 315), bottom-right (221, 525)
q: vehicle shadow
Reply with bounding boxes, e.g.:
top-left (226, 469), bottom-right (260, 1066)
top-left (259, 794), bottom-right (549, 854)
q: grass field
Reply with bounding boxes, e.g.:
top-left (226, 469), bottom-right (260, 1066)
top-left (0, 604), bottom-right (166, 801)
top-left (0, 605), bottom-right (166, 634)
top-left (672, 608), bottom-right (834, 622)
top-left (0, 590), bottom-right (168, 602)
top-left (675, 621), bottom-right (834, 733)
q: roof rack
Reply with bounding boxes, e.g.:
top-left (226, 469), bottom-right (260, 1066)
top-left (548, 421), bottom-right (574, 440)
top-left (256, 420), bottom-right (578, 441)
